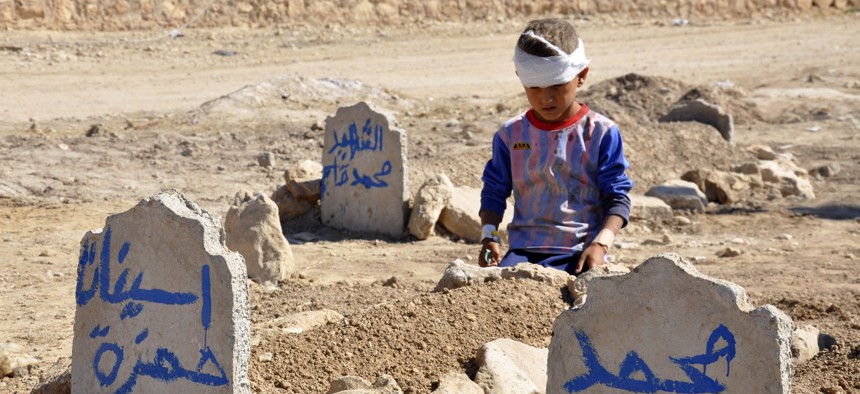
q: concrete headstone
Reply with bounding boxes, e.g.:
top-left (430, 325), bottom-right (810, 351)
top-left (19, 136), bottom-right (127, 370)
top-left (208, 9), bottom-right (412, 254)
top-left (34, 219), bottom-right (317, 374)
top-left (225, 191), bottom-right (294, 284)
top-left (72, 190), bottom-right (250, 393)
top-left (321, 102), bottom-right (408, 236)
top-left (547, 253), bottom-right (792, 394)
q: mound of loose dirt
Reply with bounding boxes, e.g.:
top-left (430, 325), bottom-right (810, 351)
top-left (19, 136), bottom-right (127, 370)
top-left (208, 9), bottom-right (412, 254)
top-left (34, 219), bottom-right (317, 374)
top-left (248, 278), bottom-right (570, 393)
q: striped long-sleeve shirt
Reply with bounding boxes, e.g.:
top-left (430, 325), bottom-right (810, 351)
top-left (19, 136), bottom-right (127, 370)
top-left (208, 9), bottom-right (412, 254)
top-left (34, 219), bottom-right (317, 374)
top-left (480, 104), bottom-right (633, 254)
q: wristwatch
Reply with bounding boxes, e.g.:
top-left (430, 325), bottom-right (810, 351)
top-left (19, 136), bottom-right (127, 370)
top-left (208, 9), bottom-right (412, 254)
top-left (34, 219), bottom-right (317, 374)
top-left (481, 224), bottom-right (501, 243)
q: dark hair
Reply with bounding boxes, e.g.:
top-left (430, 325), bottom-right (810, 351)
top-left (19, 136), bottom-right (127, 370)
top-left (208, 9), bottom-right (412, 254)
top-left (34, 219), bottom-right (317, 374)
top-left (517, 18), bottom-right (580, 57)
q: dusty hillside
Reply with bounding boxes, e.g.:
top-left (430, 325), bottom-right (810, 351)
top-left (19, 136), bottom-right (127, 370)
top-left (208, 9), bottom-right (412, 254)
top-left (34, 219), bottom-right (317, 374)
top-left (2, 0), bottom-right (857, 31)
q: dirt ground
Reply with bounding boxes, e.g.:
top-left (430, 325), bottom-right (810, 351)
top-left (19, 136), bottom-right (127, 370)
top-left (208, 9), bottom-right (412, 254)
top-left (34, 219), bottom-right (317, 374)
top-left (1, 14), bottom-right (859, 394)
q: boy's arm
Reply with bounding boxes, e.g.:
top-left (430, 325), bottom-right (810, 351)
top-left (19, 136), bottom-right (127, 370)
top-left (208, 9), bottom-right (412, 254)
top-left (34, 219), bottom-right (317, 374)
top-left (575, 125), bottom-right (633, 274)
top-left (479, 133), bottom-right (512, 267)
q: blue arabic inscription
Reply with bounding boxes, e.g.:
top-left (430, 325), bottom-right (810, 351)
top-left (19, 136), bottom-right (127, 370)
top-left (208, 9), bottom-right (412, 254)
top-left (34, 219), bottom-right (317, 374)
top-left (564, 325), bottom-right (736, 393)
top-left (76, 226), bottom-right (229, 393)
top-left (322, 118), bottom-right (393, 198)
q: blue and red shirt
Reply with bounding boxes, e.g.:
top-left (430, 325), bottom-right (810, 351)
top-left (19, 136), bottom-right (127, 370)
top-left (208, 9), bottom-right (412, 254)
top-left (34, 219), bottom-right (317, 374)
top-left (480, 104), bottom-right (633, 254)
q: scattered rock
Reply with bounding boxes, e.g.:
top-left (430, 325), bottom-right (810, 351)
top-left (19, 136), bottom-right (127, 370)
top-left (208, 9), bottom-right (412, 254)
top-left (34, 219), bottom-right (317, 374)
top-left (717, 247), bottom-right (743, 258)
top-left (326, 374), bottom-right (402, 393)
top-left (645, 179), bottom-right (708, 212)
top-left (660, 98), bottom-right (734, 144)
top-left (271, 185), bottom-right (315, 220)
top-left (285, 160), bottom-right (323, 202)
top-left (629, 194), bottom-right (674, 223)
top-left (258, 152), bottom-right (276, 167)
top-left (433, 259), bottom-right (570, 292)
top-left (225, 191), bottom-right (294, 284)
top-left (30, 357), bottom-right (71, 394)
top-left (258, 309), bottom-right (345, 335)
top-left (438, 186), bottom-right (512, 243)
top-left (809, 163), bottom-right (840, 179)
top-left (791, 325), bottom-right (821, 365)
top-left (474, 338), bottom-right (547, 393)
top-left (433, 371), bottom-right (482, 394)
top-left (408, 173), bottom-right (454, 240)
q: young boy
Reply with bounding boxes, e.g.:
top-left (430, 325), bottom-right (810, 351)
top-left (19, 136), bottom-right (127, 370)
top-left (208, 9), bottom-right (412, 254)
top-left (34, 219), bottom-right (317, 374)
top-left (479, 18), bottom-right (633, 275)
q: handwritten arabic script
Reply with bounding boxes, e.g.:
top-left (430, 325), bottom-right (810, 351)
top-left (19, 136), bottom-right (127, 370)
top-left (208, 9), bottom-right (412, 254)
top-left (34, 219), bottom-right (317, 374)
top-left (564, 325), bottom-right (736, 393)
top-left (76, 226), bottom-right (229, 393)
top-left (322, 118), bottom-right (392, 197)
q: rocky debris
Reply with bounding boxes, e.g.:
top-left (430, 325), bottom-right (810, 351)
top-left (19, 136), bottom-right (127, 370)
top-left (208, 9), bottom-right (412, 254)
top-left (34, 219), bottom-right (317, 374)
top-left (681, 168), bottom-right (760, 205)
top-left (257, 309), bottom-right (344, 335)
top-left (433, 259), bottom-right (570, 292)
top-left (792, 325), bottom-right (822, 365)
top-left (271, 185), bottom-right (315, 221)
top-left (629, 193), bottom-right (674, 223)
top-left (809, 163), bottom-right (841, 179)
top-left (432, 372), bottom-right (483, 394)
top-left (717, 246), bottom-right (744, 257)
top-left (645, 179), bottom-right (708, 212)
top-left (408, 174), bottom-right (454, 240)
top-left (257, 151), bottom-right (276, 168)
top-left (474, 339), bottom-right (547, 394)
top-left (0, 343), bottom-right (37, 378)
top-left (660, 98), bottom-right (734, 143)
top-left (226, 191), bottom-right (294, 284)
top-left (750, 146), bottom-right (815, 199)
top-left (326, 374), bottom-right (403, 393)
top-left (29, 357), bottom-right (71, 394)
top-left (548, 253), bottom-right (793, 393)
top-left (566, 263), bottom-right (631, 308)
top-left (438, 186), bottom-right (512, 243)
top-left (284, 160), bottom-right (323, 201)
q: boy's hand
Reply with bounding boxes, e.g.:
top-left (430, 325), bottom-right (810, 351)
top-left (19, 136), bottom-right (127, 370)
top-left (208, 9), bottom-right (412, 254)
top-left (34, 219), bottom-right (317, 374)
top-left (479, 240), bottom-right (501, 267)
top-left (574, 243), bottom-right (608, 275)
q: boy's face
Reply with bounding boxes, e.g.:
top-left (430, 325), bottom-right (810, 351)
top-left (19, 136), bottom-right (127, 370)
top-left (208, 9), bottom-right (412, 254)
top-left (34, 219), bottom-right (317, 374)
top-left (523, 69), bottom-right (588, 123)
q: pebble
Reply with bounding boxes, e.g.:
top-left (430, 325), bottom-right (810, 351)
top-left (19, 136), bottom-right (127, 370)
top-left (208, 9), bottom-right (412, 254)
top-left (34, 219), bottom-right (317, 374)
top-left (258, 352), bottom-right (274, 362)
top-left (717, 247), bottom-right (743, 258)
top-left (257, 152), bottom-right (275, 167)
top-left (775, 234), bottom-right (793, 241)
top-left (58, 143), bottom-right (69, 151)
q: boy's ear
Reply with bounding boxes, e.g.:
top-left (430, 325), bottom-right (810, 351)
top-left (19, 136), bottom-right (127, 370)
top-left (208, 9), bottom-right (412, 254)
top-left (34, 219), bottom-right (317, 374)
top-left (577, 67), bottom-right (589, 86)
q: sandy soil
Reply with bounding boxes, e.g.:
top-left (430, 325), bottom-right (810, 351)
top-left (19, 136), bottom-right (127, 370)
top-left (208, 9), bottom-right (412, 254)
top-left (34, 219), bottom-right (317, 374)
top-left (1, 15), bottom-right (859, 393)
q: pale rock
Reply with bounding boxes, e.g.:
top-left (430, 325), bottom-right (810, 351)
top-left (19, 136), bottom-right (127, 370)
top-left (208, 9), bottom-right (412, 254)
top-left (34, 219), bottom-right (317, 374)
top-left (284, 160), bottom-right (323, 201)
top-left (408, 174), bottom-right (454, 240)
top-left (438, 186), bottom-right (513, 243)
top-left (271, 185), bottom-right (315, 220)
top-left (748, 145), bottom-right (779, 160)
top-left (257, 152), bottom-right (276, 167)
top-left (758, 160), bottom-right (815, 199)
top-left (629, 194), bottom-right (674, 223)
top-left (226, 191), bottom-right (294, 284)
top-left (682, 168), bottom-right (756, 204)
top-left (660, 98), bottom-right (734, 143)
top-left (548, 253), bottom-right (793, 393)
top-left (433, 259), bottom-right (570, 292)
top-left (718, 247), bottom-right (743, 257)
top-left (327, 374), bottom-right (403, 393)
top-left (645, 179), bottom-right (708, 212)
top-left (474, 339), bottom-right (547, 394)
top-left (257, 309), bottom-right (344, 335)
top-left (433, 371), bottom-right (482, 393)
top-left (566, 263), bottom-right (631, 308)
top-left (30, 357), bottom-right (71, 394)
top-left (791, 325), bottom-right (820, 365)
top-left (809, 163), bottom-right (840, 179)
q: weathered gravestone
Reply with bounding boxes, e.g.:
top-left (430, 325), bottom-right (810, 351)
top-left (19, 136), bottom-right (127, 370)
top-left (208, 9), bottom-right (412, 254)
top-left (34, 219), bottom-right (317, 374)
top-left (72, 190), bottom-right (251, 393)
top-left (547, 253), bottom-right (793, 394)
top-left (321, 102), bottom-right (408, 236)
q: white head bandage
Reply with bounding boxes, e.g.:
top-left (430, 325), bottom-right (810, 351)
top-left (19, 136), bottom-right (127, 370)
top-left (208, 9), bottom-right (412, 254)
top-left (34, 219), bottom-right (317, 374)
top-left (513, 31), bottom-right (590, 88)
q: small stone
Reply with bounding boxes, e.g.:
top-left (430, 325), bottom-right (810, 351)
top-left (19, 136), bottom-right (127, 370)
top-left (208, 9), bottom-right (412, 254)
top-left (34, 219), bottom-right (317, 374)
top-left (258, 352), bottom-right (273, 362)
top-left (58, 143), bottom-right (69, 150)
top-left (775, 234), bottom-right (793, 241)
top-left (717, 247), bottom-right (743, 258)
top-left (257, 152), bottom-right (276, 168)
top-left (181, 148), bottom-right (193, 157)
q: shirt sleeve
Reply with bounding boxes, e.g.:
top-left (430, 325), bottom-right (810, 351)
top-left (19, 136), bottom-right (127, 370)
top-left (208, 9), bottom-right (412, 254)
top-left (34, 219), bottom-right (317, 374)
top-left (480, 132), bottom-right (513, 217)
top-left (597, 125), bottom-right (634, 227)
